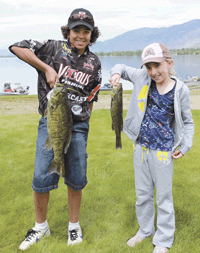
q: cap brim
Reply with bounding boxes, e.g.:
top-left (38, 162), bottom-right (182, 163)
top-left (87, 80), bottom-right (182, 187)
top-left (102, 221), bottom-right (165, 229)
top-left (68, 21), bottom-right (93, 31)
top-left (142, 57), bottom-right (165, 65)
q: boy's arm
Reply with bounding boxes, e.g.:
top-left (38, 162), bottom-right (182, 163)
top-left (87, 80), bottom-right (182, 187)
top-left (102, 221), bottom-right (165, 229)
top-left (10, 46), bottom-right (59, 88)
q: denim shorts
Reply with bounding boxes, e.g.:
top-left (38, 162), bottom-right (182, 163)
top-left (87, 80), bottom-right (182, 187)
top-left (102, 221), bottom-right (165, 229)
top-left (32, 117), bottom-right (89, 193)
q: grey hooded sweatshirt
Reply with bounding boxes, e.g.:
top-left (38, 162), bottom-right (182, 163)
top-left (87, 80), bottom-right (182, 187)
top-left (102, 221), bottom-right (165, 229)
top-left (110, 64), bottom-right (194, 155)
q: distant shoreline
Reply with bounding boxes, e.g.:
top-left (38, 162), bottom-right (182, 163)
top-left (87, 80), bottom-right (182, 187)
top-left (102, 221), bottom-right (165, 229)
top-left (0, 89), bottom-right (200, 115)
top-left (0, 56), bottom-right (15, 58)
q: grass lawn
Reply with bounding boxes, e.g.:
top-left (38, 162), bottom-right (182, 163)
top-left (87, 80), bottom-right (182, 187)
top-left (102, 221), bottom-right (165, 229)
top-left (0, 109), bottom-right (200, 253)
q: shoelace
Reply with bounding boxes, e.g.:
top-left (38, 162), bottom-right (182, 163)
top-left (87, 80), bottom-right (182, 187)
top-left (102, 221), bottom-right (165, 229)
top-left (69, 229), bottom-right (78, 241)
top-left (24, 229), bottom-right (38, 242)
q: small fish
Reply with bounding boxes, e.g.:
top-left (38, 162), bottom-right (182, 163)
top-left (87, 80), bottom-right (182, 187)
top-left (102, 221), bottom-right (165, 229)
top-left (111, 83), bottom-right (123, 149)
top-left (45, 83), bottom-right (73, 177)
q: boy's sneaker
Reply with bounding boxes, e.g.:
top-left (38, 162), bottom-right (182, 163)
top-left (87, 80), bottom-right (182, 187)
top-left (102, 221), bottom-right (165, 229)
top-left (67, 227), bottom-right (83, 246)
top-left (19, 226), bottom-right (50, 250)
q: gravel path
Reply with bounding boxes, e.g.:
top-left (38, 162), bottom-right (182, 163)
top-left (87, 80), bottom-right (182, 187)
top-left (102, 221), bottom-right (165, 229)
top-left (0, 93), bottom-right (199, 115)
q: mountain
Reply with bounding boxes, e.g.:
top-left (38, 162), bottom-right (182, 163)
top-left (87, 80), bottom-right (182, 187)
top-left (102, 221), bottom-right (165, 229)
top-left (91, 19), bottom-right (200, 53)
top-left (1, 19), bottom-right (200, 55)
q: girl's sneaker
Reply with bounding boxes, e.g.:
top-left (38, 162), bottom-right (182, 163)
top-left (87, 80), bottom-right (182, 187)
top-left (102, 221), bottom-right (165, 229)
top-left (67, 227), bottom-right (83, 246)
top-left (19, 226), bottom-right (50, 250)
top-left (127, 235), bottom-right (143, 247)
top-left (153, 246), bottom-right (169, 253)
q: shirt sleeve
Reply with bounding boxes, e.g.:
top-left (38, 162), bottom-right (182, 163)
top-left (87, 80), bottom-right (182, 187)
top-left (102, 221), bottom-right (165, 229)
top-left (9, 39), bottom-right (47, 54)
top-left (9, 39), bottom-right (55, 67)
top-left (178, 86), bottom-right (195, 155)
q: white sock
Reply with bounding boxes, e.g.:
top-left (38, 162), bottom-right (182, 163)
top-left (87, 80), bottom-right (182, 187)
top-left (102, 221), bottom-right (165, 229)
top-left (34, 220), bottom-right (48, 231)
top-left (68, 221), bottom-right (80, 231)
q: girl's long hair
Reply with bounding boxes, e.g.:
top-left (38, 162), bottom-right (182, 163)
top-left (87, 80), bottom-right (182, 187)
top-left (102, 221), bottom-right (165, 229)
top-left (165, 58), bottom-right (176, 76)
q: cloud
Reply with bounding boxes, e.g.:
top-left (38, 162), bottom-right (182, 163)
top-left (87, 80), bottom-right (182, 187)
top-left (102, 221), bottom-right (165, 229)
top-left (168, 0), bottom-right (199, 3)
top-left (0, 1), bottom-right (72, 19)
top-left (1, 0), bottom-right (200, 48)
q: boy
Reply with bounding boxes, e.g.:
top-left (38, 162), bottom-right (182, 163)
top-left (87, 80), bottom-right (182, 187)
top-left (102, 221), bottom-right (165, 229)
top-left (9, 8), bottom-right (102, 250)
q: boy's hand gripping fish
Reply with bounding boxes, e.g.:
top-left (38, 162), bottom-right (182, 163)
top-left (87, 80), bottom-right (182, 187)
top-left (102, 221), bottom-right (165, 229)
top-left (45, 83), bottom-right (73, 177)
top-left (111, 83), bottom-right (123, 149)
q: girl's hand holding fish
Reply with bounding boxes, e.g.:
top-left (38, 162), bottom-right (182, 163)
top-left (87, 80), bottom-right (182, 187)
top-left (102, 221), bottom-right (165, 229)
top-left (109, 73), bottom-right (121, 87)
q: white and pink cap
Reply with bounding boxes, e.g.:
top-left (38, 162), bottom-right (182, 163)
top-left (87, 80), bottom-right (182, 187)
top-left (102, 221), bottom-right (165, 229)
top-left (141, 43), bottom-right (171, 65)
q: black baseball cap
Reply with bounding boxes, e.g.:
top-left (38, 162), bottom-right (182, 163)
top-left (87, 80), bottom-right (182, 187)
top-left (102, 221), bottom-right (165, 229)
top-left (67, 8), bottom-right (94, 31)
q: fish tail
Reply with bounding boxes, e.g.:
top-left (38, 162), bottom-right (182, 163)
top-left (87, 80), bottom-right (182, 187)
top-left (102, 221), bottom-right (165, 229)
top-left (49, 160), bottom-right (65, 177)
top-left (116, 135), bottom-right (122, 149)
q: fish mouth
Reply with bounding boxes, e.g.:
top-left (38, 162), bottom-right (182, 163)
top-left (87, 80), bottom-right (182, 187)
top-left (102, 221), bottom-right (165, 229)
top-left (47, 89), bottom-right (54, 101)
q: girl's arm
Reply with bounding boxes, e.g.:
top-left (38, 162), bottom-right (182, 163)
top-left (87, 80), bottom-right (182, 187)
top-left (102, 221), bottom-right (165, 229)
top-left (109, 64), bottom-right (146, 87)
top-left (174, 84), bottom-right (195, 156)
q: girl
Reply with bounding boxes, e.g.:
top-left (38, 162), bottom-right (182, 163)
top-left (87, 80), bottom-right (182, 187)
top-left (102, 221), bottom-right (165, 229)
top-left (9, 8), bottom-right (101, 250)
top-left (109, 43), bottom-right (194, 253)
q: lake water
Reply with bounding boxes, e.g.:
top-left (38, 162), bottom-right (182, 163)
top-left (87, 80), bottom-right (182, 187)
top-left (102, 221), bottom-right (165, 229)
top-left (1, 55), bottom-right (200, 95)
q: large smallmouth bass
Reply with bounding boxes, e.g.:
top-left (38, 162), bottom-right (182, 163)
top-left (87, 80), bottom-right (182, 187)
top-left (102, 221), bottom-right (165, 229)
top-left (45, 83), bottom-right (73, 177)
top-left (111, 83), bottom-right (123, 149)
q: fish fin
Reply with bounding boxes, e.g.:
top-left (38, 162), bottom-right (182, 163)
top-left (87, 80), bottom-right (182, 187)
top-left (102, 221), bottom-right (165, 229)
top-left (64, 142), bottom-right (70, 154)
top-left (44, 109), bottom-right (48, 118)
top-left (49, 160), bottom-right (60, 175)
top-left (112, 122), bottom-right (115, 131)
top-left (45, 136), bottom-right (53, 150)
top-left (116, 136), bottom-right (122, 149)
top-left (49, 160), bottom-right (65, 178)
top-left (60, 162), bottom-right (65, 177)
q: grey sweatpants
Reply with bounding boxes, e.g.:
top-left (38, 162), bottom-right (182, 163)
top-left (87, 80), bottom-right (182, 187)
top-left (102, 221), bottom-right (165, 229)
top-left (134, 143), bottom-right (175, 248)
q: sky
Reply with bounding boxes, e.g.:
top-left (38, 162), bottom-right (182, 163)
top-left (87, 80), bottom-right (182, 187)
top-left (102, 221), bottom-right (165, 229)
top-left (1, 0), bottom-right (200, 49)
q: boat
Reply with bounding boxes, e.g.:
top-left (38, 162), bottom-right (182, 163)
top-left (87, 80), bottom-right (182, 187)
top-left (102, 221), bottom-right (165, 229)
top-left (100, 83), bottom-right (113, 91)
top-left (192, 76), bottom-right (200, 81)
top-left (0, 83), bottom-right (30, 96)
top-left (177, 75), bottom-right (200, 84)
top-left (177, 75), bottom-right (193, 83)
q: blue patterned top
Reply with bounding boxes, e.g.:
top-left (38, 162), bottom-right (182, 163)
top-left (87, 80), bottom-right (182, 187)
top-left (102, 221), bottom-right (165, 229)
top-left (136, 80), bottom-right (176, 151)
